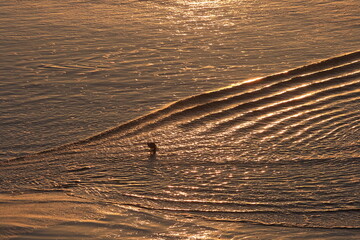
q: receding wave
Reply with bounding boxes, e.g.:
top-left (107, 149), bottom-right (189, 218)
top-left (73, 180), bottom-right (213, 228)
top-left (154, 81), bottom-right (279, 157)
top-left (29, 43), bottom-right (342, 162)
top-left (1, 51), bottom-right (359, 232)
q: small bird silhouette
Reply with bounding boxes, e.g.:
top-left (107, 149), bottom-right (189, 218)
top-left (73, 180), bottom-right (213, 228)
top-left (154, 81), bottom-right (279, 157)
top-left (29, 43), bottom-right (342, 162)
top-left (147, 142), bottom-right (157, 156)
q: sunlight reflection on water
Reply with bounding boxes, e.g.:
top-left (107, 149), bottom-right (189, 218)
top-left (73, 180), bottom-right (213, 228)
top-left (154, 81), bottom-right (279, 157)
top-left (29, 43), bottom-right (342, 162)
top-left (0, 0), bottom-right (359, 239)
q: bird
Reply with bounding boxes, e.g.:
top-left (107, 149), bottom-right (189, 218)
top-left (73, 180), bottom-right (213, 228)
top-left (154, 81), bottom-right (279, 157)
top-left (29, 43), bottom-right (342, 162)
top-left (147, 142), bottom-right (157, 156)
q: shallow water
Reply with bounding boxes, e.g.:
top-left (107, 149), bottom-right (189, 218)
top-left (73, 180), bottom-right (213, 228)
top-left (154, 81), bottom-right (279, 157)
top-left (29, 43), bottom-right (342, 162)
top-left (1, 0), bottom-right (360, 239)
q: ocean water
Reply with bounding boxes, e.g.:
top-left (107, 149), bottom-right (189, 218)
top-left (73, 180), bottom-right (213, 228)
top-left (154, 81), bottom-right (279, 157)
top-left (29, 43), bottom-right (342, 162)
top-left (0, 0), bottom-right (359, 239)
